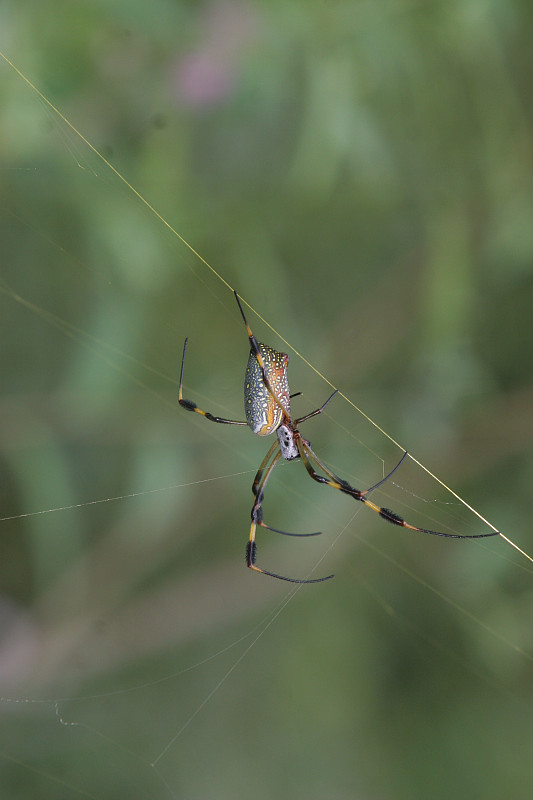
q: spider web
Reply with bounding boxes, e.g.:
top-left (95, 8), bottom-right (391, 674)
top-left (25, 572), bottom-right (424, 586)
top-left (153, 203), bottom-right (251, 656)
top-left (1, 10), bottom-right (533, 799)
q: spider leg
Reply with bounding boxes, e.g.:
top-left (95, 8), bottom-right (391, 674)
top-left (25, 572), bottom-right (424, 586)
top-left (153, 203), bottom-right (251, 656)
top-left (294, 390), bottom-right (339, 425)
top-left (362, 450), bottom-right (409, 494)
top-left (297, 441), bottom-right (499, 540)
top-left (179, 338), bottom-right (248, 425)
top-left (251, 441), bottom-right (321, 537)
top-left (247, 444), bottom-right (334, 583)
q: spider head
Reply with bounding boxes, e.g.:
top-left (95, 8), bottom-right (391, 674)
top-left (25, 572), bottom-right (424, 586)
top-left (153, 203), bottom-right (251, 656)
top-left (277, 423), bottom-right (300, 461)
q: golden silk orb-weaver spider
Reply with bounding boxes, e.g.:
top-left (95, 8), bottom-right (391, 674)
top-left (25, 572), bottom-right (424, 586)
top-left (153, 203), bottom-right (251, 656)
top-left (179, 291), bottom-right (498, 584)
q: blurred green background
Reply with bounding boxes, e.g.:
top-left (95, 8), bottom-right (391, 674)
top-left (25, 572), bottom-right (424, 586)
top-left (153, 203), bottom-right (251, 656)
top-left (1, 1), bottom-right (533, 798)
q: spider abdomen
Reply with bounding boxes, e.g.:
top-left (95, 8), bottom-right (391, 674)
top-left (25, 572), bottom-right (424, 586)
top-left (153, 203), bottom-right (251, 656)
top-left (244, 343), bottom-right (290, 435)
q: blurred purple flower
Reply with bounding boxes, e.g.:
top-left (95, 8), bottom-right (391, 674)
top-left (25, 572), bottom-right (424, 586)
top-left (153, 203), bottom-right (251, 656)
top-left (177, 52), bottom-right (234, 109)
top-left (0, 597), bottom-right (40, 688)
top-left (171, 1), bottom-right (261, 110)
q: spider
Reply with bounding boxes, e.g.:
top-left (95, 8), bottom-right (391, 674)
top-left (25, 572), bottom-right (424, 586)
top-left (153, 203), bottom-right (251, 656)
top-left (179, 291), bottom-right (498, 584)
